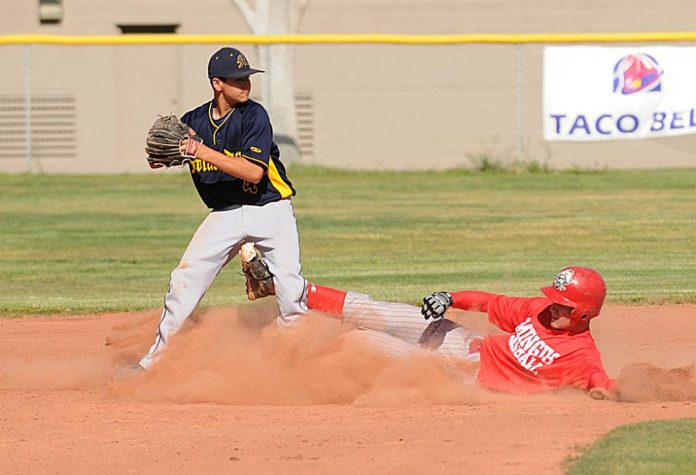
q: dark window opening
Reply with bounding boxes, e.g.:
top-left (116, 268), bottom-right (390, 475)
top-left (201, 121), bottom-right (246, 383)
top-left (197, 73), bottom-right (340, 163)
top-left (117, 24), bottom-right (180, 34)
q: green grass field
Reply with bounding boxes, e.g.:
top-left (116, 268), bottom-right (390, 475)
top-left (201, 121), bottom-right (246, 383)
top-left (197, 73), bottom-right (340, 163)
top-left (1, 166), bottom-right (695, 316)
top-left (2, 166), bottom-right (695, 470)
top-left (567, 419), bottom-right (696, 474)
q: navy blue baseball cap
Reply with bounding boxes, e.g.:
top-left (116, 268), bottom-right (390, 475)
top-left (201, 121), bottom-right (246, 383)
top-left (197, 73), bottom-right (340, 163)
top-left (208, 47), bottom-right (264, 79)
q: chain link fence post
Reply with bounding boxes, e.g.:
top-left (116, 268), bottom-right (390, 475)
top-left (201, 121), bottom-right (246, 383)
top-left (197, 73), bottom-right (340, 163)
top-left (24, 44), bottom-right (32, 173)
top-left (515, 42), bottom-right (524, 163)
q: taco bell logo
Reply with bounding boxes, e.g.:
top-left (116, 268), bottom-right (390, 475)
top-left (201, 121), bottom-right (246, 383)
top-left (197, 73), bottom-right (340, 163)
top-left (613, 53), bottom-right (662, 95)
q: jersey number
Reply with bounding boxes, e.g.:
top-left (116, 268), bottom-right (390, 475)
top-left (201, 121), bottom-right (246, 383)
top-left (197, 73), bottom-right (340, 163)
top-left (243, 181), bottom-right (259, 194)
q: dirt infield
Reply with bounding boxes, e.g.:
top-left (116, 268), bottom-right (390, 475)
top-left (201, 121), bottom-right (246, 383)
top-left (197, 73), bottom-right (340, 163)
top-left (1, 304), bottom-right (695, 475)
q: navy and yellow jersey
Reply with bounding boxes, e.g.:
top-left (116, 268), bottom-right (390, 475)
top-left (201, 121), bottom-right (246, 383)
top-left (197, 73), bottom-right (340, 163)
top-left (180, 99), bottom-right (296, 209)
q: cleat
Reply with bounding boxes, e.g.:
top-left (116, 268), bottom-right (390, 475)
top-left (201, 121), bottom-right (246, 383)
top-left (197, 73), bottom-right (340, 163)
top-left (113, 363), bottom-right (145, 380)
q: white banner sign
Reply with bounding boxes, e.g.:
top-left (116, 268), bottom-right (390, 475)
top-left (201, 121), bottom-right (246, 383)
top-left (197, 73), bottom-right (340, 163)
top-left (544, 46), bottom-right (696, 141)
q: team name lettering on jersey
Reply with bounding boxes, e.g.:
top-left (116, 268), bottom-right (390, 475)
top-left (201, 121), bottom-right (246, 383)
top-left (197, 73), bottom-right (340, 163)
top-left (508, 317), bottom-right (560, 374)
top-left (190, 150), bottom-right (244, 175)
top-left (190, 159), bottom-right (218, 174)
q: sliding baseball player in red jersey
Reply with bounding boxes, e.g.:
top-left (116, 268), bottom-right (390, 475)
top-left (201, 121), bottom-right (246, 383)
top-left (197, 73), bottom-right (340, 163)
top-left (305, 266), bottom-right (614, 396)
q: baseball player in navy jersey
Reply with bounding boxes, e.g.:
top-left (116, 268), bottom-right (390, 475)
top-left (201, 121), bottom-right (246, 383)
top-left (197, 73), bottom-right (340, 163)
top-left (137, 47), bottom-right (307, 370)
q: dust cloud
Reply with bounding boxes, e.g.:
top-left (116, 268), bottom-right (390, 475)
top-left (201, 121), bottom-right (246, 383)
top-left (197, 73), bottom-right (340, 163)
top-left (614, 362), bottom-right (696, 402)
top-left (107, 305), bottom-right (495, 405)
top-left (1, 305), bottom-right (694, 405)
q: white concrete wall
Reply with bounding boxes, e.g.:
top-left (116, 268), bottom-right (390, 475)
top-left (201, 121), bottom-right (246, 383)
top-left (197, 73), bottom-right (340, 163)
top-left (1, 0), bottom-right (695, 173)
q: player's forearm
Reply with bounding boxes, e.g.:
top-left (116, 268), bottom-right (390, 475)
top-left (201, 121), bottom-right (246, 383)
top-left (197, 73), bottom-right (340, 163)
top-left (589, 371), bottom-right (616, 391)
top-left (197, 145), bottom-right (264, 183)
top-left (587, 372), bottom-right (617, 400)
top-left (449, 291), bottom-right (495, 312)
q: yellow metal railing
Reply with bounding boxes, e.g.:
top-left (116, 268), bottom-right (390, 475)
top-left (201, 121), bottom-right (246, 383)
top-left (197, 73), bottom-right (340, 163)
top-left (2, 32), bottom-right (696, 45)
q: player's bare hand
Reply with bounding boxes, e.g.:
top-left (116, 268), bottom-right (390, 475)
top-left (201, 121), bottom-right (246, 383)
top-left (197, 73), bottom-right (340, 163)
top-left (179, 128), bottom-right (204, 159)
top-left (421, 292), bottom-right (453, 320)
top-left (589, 387), bottom-right (617, 401)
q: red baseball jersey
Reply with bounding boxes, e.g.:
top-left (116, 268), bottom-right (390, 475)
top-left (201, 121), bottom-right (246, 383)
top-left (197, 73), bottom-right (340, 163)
top-left (450, 291), bottom-right (614, 394)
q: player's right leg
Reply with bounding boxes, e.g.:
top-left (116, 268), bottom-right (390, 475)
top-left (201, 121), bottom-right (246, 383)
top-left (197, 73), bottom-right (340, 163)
top-left (342, 291), bottom-right (432, 345)
top-left (308, 284), bottom-right (433, 345)
top-left (307, 284), bottom-right (484, 362)
top-left (245, 199), bottom-right (307, 328)
top-left (139, 209), bottom-right (245, 369)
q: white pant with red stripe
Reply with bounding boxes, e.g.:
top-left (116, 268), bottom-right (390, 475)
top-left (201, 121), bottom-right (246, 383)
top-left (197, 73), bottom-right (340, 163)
top-left (341, 291), bottom-right (485, 362)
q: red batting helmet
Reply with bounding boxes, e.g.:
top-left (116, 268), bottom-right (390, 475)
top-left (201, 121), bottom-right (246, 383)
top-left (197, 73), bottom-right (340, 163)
top-left (541, 267), bottom-right (606, 322)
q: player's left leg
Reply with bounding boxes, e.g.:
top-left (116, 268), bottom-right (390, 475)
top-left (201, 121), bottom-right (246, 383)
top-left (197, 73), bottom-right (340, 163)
top-left (339, 329), bottom-right (479, 388)
top-left (432, 325), bottom-right (485, 362)
top-left (245, 199), bottom-right (307, 327)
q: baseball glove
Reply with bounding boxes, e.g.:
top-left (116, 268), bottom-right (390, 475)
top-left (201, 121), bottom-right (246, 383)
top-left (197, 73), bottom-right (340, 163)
top-left (145, 115), bottom-right (203, 169)
top-left (421, 291), bottom-right (453, 320)
top-left (240, 243), bottom-right (276, 301)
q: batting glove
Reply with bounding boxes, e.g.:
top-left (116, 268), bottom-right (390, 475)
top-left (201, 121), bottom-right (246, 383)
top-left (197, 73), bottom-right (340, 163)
top-left (421, 292), bottom-right (454, 320)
